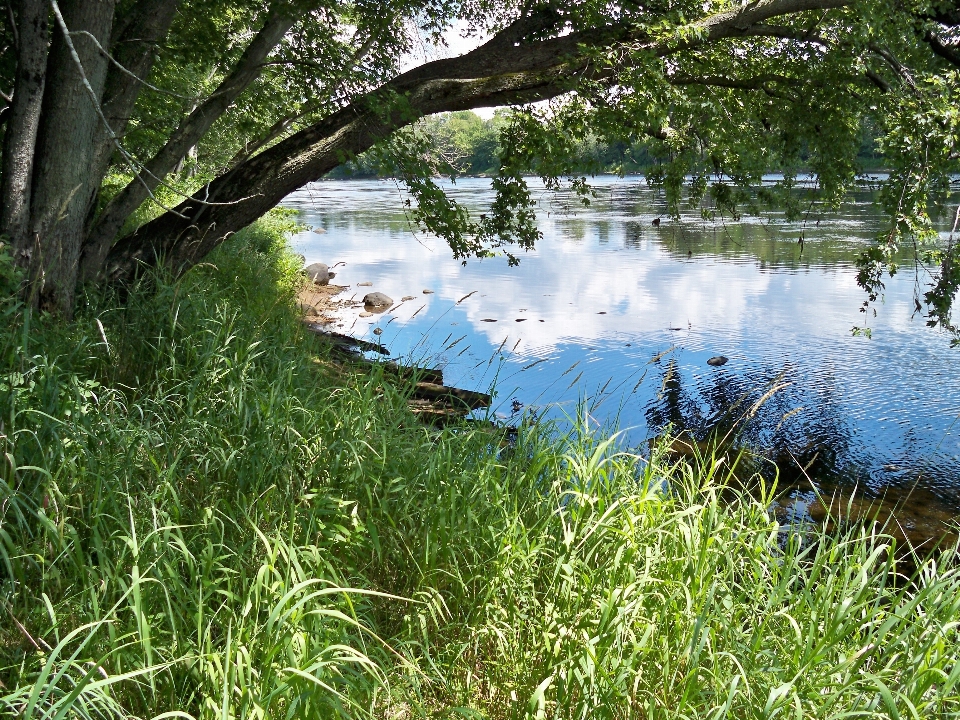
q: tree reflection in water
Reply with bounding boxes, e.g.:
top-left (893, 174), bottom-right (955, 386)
top-left (644, 359), bottom-right (960, 549)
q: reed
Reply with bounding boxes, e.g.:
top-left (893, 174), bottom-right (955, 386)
top-left (1, 212), bottom-right (959, 718)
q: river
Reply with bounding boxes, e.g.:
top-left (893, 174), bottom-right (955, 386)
top-left (283, 175), bottom-right (960, 520)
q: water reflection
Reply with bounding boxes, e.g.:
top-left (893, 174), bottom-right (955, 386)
top-left (282, 176), bottom-right (960, 511)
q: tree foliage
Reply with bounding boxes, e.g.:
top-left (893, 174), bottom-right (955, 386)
top-left (0, 0), bottom-right (957, 334)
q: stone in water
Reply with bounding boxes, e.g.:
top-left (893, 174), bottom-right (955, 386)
top-left (304, 262), bottom-right (330, 285)
top-left (402, 295), bottom-right (415, 301)
top-left (422, 289), bottom-right (434, 294)
top-left (363, 292), bottom-right (393, 308)
top-left (707, 356), bottom-right (728, 367)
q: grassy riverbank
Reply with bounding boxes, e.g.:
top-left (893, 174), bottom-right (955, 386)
top-left (3, 214), bottom-right (960, 719)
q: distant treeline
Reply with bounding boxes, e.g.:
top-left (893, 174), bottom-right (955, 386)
top-left (327, 110), bottom-right (885, 179)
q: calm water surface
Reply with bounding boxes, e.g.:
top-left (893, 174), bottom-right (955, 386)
top-left (283, 176), bottom-right (960, 509)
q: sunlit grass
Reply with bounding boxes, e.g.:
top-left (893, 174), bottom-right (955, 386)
top-left (2, 212), bottom-right (960, 718)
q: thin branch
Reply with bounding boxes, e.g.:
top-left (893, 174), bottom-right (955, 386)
top-left (5, 1), bottom-right (17, 49)
top-left (868, 43), bottom-right (918, 91)
top-left (228, 29), bottom-right (380, 167)
top-left (67, 29), bottom-right (197, 99)
top-left (865, 68), bottom-right (890, 92)
top-left (668, 73), bottom-right (801, 101)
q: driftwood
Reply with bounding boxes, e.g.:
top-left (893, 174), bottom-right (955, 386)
top-left (303, 322), bottom-right (389, 354)
top-left (410, 381), bottom-right (490, 410)
top-left (307, 325), bottom-right (490, 422)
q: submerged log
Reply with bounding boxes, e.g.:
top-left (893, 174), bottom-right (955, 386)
top-left (410, 381), bottom-right (490, 411)
top-left (306, 324), bottom-right (488, 421)
top-left (303, 322), bottom-right (389, 354)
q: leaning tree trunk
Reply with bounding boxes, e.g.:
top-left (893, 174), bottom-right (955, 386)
top-left (28, 0), bottom-right (115, 315)
top-left (100, 0), bottom-right (852, 288)
top-left (78, 9), bottom-right (295, 284)
top-left (1, 0), bottom-right (50, 273)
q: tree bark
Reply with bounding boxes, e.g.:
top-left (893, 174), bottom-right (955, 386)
top-left (89, 0), bottom-right (181, 198)
top-left (1, 0), bottom-right (49, 271)
top-left (28, 0), bottom-right (115, 315)
top-left (79, 8), bottom-right (295, 283)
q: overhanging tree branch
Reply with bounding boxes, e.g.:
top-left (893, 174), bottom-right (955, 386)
top-left (79, 6), bottom-right (296, 281)
top-left (101, 0), bottom-right (856, 286)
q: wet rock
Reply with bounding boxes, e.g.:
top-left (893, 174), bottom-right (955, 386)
top-left (707, 356), bottom-right (729, 367)
top-left (358, 281), bottom-right (372, 286)
top-left (402, 295), bottom-right (415, 301)
top-left (363, 292), bottom-right (393, 308)
top-left (359, 311), bottom-right (373, 318)
top-left (373, 327), bottom-right (383, 336)
top-left (313, 226), bottom-right (326, 233)
top-left (516, 318), bottom-right (527, 322)
top-left (481, 318), bottom-right (497, 322)
top-left (598, 311), bottom-right (607, 314)
top-left (304, 262), bottom-right (330, 285)
top-left (652, 217), bottom-right (661, 227)
top-left (423, 289), bottom-right (434, 294)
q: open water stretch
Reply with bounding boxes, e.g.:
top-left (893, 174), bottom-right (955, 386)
top-left (283, 176), bottom-right (960, 514)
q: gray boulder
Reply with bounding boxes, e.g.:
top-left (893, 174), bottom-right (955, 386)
top-left (305, 262), bottom-right (330, 285)
top-left (707, 356), bottom-right (729, 367)
top-left (363, 292), bottom-right (393, 308)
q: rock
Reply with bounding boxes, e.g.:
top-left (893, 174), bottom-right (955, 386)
top-left (422, 289), bottom-right (434, 294)
top-left (598, 311), bottom-right (607, 314)
top-left (358, 311), bottom-right (373, 318)
top-left (358, 281), bottom-right (373, 286)
top-left (313, 226), bottom-right (326, 233)
top-left (515, 318), bottom-right (526, 322)
top-left (402, 295), bottom-right (415, 301)
top-left (304, 262), bottom-right (330, 285)
top-left (481, 318), bottom-right (497, 322)
top-left (363, 292), bottom-right (393, 308)
top-left (707, 356), bottom-right (729, 367)
top-left (373, 327), bottom-right (383, 336)
top-left (652, 217), bottom-right (661, 227)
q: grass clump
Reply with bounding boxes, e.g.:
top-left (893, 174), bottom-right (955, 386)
top-left (1, 210), bottom-right (960, 718)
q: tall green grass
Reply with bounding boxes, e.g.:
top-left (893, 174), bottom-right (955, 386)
top-left (2, 211), bottom-right (960, 718)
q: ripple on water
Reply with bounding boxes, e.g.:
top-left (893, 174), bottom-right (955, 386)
top-left (284, 176), bottom-right (960, 514)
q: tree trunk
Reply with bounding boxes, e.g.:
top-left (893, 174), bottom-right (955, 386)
top-left (100, 0), bottom-right (852, 288)
top-left (28, 0), bottom-right (115, 315)
top-left (88, 0), bottom-right (181, 201)
top-left (1, 0), bottom-right (49, 275)
top-left (102, 66), bottom-right (575, 286)
top-left (79, 9), bottom-right (294, 283)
